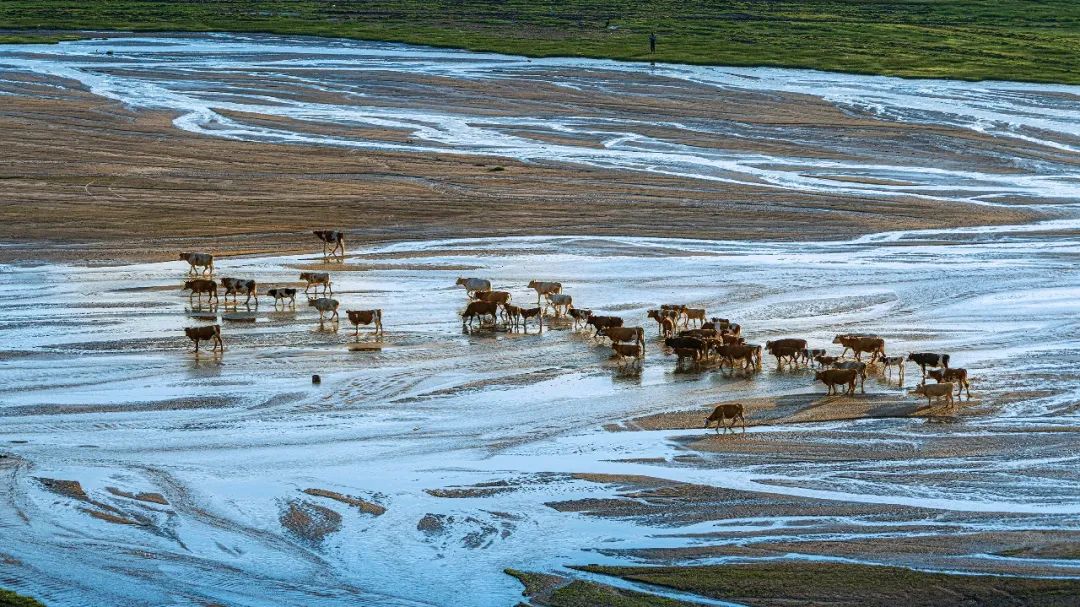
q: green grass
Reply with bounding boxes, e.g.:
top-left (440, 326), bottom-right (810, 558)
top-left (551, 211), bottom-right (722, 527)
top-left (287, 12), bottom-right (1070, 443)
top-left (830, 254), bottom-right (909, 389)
top-left (577, 562), bottom-right (1080, 606)
top-left (0, 588), bottom-right (46, 607)
top-left (1, 1), bottom-right (1079, 83)
top-left (0, 33), bottom-right (83, 44)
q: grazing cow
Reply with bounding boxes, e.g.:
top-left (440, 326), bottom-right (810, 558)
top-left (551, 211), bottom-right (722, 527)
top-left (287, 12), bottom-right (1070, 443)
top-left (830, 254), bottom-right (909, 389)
top-left (705, 403), bottom-right (746, 434)
top-left (568, 307), bottom-right (592, 330)
top-left (266, 287), bottom-right (297, 307)
top-left (611, 343), bottom-right (644, 367)
top-left (907, 352), bottom-right (950, 381)
top-left (183, 279), bottom-right (218, 304)
top-left (833, 334), bottom-right (886, 363)
top-left (833, 360), bottom-right (868, 393)
top-left (461, 300), bottom-right (499, 328)
top-left (913, 382), bottom-right (955, 408)
top-left (816, 368), bottom-right (858, 396)
top-left (313, 230), bottom-right (345, 258)
top-left (546, 294), bottom-right (573, 318)
top-left (308, 297), bottom-right (339, 322)
top-left (586, 315), bottom-right (623, 337)
top-left (927, 368), bottom-right (971, 399)
top-left (682, 308), bottom-right (707, 328)
top-left (714, 344), bottom-right (758, 370)
top-left (455, 277), bottom-right (491, 297)
top-left (802, 348), bottom-right (827, 366)
top-left (300, 272), bottom-right (332, 296)
top-left (220, 277), bottom-right (257, 305)
top-left (880, 355), bottom-right (905, 382)
top-left (600, 326), bottom-right (646, 348)
top-left (834, 334), bottom-right (881, 358)
top-left (179, 252), bottom-right (214, 276)
top-left (185, 324), bottom-right (222, 353)
top-left (528, 281), bottom-right (562, 306)
top-left (347, 309), bottom-right (383, 337)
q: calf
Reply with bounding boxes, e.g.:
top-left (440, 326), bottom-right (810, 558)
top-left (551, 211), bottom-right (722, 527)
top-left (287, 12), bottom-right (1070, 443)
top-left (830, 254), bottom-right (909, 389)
top-left (913, 382), bottom-right (955, 408)
top-left (815, 354), bottom-right (840, 368)
top-left (300, 272), bottom-right (332, 296)
top-left (704, 403), bottom-right (746, 434)
top-left (455, 277), bottom-right (491, 297)
top-left (185, 324), bottom-right (222, 353)
top-left (880, 355), bottom-right (905, 382)
top-left (220, 277), bottom-right (257, 305)
top-left (673, 347), bottom-right (702, 366)
top-left (802, 348), bottom-right (827, 366)
top-left (266, 287), bottom-right (297, 307)
top-left (587, 314), bottom-right (623, 337)
top-left (816, 368), bottom-right (858, 396)
top-left (601, 326), bottom-right (645, 348)
top-left (179, 252), bottom-right (214, 276)
top-left (183, 279), bottom-right (218, 304)
top-left (833, 334), bottom-right (886, 363)
top-left (462, 300), bottom-right (499, 328)
top-left (520, 306), bottom-right (543, 333)
top-left (927, 368), bottom-right (971, 399)
top-left (907, 352), bottom-right (950, 381)
top-left (347, 309), bottom-right (383, 337)
top-left (313, 230), bottom-right (345, 258)
top-left (528, 280), bottom-right (562, 306)
top-left (308, 297), bottom-right (340, 322)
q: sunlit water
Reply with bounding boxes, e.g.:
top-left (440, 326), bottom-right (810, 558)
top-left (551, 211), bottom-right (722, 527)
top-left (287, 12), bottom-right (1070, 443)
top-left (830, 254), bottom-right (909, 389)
top-left (1, 33), bottom-right (1080, 607)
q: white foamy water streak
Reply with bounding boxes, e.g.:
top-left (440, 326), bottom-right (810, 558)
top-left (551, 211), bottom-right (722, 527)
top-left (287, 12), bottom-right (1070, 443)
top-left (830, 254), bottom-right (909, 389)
top-left (1, 34), bottom-right (1079, 205)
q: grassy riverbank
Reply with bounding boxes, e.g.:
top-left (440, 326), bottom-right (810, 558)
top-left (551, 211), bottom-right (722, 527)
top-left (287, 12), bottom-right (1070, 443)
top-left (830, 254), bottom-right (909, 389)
top-left (2, 1), bottom-right (1080, 83)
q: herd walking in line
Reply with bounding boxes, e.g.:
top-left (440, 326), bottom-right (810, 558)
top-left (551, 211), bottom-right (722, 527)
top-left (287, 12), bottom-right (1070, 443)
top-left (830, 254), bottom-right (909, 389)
top-left (179, 231), bottom-right (975, 431)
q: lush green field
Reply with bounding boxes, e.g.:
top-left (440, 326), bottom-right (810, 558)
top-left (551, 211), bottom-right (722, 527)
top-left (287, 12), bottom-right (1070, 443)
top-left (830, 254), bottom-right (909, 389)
top-left (0, 588), bottom-right (46, 607)
top-left (1, 1), bottom-right (1078, 83)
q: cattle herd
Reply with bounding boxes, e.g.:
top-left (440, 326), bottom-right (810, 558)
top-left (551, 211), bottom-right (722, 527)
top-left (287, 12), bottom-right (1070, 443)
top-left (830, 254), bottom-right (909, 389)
top-left (179, 232), bottom-right (973, 429)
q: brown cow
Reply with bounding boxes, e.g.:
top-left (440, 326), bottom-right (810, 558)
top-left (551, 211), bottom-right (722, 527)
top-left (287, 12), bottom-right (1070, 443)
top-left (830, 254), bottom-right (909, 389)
top-left (528, 281), bottom-right (562, 306)
top-left (766, 338), bottom-right (807, 352)
top-left (462, 300), bottom-right (499, 329)
top-left (771, 345), bottom-right (803, 367)
top-left (833, 360), bottom-right (868, 393)
top-left (682, 307), bottom-right (707, 328)
top-left (300, 272), bottom-right (332, 296)
top-left (220, 277), bottom-right (257, 305)
top-left (705, 403), bottom-right (745, 434)
top-left (183, 279), bottom-right (218, 304)
top-left (347, 309), bottom-right (383, 337)
top-left (815, 354), bottom-right (841, 368)
top-left (611, 343), bottom-right (644, 367)
top-left (816, 368), bottom-right (858, 396)
top-left (476, 290), bottom-right (512, 305)
top-left (927, 368), bottom-right (971, 399)
top-left (833, 334), bottom-right (886, 363)
top-left (913, 382), bottom-right (955, 408)
top-left (600, 326), bottom-right (645, 348)
top-left (520, 306), bottom-right (543, 333)
top-left (714, 344), bottom-right (758, 370)
top-left (833, 333), bottom-right (881, 358)
top-left (313, 230), bottom-right (345, 258)
top-left (184, 324), bottom-right (222, 353)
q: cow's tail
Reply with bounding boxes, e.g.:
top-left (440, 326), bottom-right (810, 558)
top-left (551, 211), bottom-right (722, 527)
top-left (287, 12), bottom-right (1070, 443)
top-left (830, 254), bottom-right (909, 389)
top-left (942, 354), bottom-right (950, 368)
top-left (636, 327), bottom-right (645, 348)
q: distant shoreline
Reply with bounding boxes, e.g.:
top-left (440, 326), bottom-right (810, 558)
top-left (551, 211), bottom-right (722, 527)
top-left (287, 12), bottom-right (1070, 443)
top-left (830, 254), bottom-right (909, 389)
top-left (1, 0), bottom-right (1079, 85)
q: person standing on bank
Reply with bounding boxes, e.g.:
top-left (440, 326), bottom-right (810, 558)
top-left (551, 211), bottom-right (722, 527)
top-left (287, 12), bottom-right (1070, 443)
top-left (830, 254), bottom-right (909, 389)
top-left (649, 32), bottom-right (657, 53)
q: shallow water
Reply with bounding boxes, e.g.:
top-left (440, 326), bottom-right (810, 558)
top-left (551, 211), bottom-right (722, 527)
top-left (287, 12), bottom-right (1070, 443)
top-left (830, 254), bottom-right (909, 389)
top-left (1, 33), bottom-right (1080, 607)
